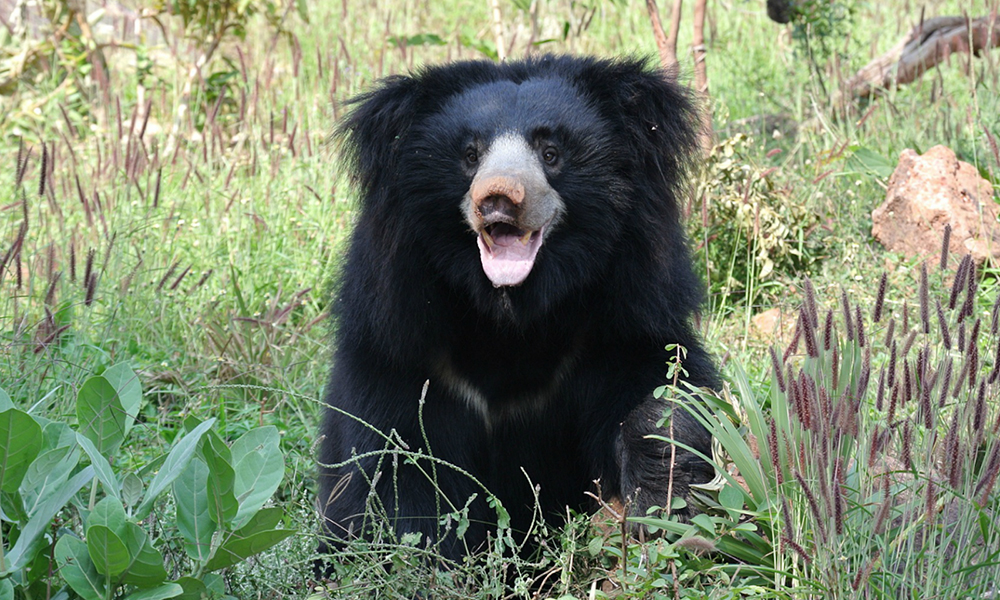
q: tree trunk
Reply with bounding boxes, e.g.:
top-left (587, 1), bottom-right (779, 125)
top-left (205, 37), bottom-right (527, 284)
top-left (845, 15), bottom-right (1000, 100)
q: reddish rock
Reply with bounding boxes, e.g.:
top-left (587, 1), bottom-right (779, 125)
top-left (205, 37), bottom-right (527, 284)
top-left (872, 145), bottom-right (999, 265)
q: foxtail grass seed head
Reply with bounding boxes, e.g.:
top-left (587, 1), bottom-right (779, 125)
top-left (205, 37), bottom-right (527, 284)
top-left (169, 265), bottom-right (192, 291)
top-left (888, 341), bottom-right (898, 389)
top-left (770, 346), bottom-right (786, 392)
top-left (961, 260), bottom-right (978, 320)
top-left (781, 536), bottom-right (812, 565)
top-left (884, 317), bottom-right (896, 348)
top-left (804, 277), bottom-right (819, 327)
top-left (920, 262), bottom-right (930, 333)
top-left (937, 299), bottom-right (951, 349)
top-left (888, 385), bottom-right (899, 424)
top-left (855, 304), bottom-right (866, 348)
top-left (801, 308), bottom-right (818, 358)
top-left (968, 343), bottom-right (979, 390)
top-left (968, 318), bottom-right (981, 355)
top-left (954, 355), bottom-right (970, 398)
top-left (45, 271), bottom-right (61, 307)
top-left (946, 411), bottom-right (963, 489)
top-left (69, 238), bottom-right (76, 283)
top-left (940, 224), bottom-right (951, 270)
top-left (157, 260), bottom-right (180, 292)
top-left (921, 375), bottom-right (933, 429)
top-left (874, 272), bottom-right (888, 323)
top-left (191, 268), bottom-right (214, 293)
top-left (869, 423), bottom-right (882, 464)
top-left (83, 248), bottom-right (95, 291)
top-left (38, 143), bottom-right (47, 197)
top-left (975, 443), bottom-right (1000, 505)
top-left (974, 379), bottom-right (986, 433)
top-left (831, 341), bottom-right (840, 391)
top-left (951, 254), bottom-right (971, 310)
top-left (784, 319), bottom-right (802, 362)
top-left (959, 321), bottom-right (966, 354)
top-left (902, 421), bottom-right (913, 471)
top-left (85, 272), bottom-right (97, 306)
top-left (902, 360), bottom-right (912, 406)
top-left (768, 422), bottom-right (783, 484)
top-left (857, 347), bottom-right (871, 400)
top-left (876, 368), bottom-right (886, 411)
top-left (842, 289), bottom-right (855, 341)
top-left (901, 330), bottom-right (917, 360)
top-left (824, 310), bottom-right (834, 351)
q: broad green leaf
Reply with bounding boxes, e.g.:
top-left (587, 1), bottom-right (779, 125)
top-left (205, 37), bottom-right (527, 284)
top-left (21, 445), bottom-right (80, 514)
top-left (41, 419), bottom-right (76, 452)
top-left (0, 408), bottom-right (43, 493)
top-left (122, 472), bottom-right (144, 509)
top-left (234, 507), bottom-right (283, 536)
top-left (87, 524), bottom-right (131, 577)
top-left (204, 527), bottom-right (296, 572)
top-left (175, 573), bottom-right (227, 600)
top-left (77, 433), bottom-right (121, 501)
top-left (135, 418), bottom-right (215, 521)
top-left (173, 458), bottom-right (216, 561)
top-left (123, 583), bottom-right (183, 600)
top-left (202, 434), bottom-right (237, 526)
top-left (0, 387), bottom-right (13, 410)
top-left (55, 535), bottom-right (106, 600)
top-left (121, 522), bottom-right (168, 588)
top-left (231, 427), bottom-right (283, 529)
top-left (0, 578), bottom-right (12, 600)
top-left (100, 363), bottom-right (142, 436)
top-left (88, 496), bottom-right (127, 535)
top-left (5, 465), bottom-right (92, 571)
top-left (77, 375), bottom-right (127, 456)
top-left (295, 0), bottom-right (309, 23)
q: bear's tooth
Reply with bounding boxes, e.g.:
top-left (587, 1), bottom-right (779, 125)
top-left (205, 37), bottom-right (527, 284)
top-left (519, 231), bottom-right (532, 245)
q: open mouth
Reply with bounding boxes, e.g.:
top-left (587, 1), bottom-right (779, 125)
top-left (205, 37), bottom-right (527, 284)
top-left (477, 222), bottom-right (546, 287)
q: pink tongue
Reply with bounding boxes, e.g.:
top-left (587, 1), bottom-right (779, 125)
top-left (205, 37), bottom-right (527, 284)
top-left (477, 227), bottom-right (543, 287)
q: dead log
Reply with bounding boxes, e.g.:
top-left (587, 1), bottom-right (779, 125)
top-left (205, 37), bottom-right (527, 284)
top-left (846, 14), bottom-right (1000, 99)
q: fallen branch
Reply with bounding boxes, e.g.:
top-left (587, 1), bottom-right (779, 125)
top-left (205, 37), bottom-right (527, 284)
top-left (846, 14), bottom-right (1000, 100)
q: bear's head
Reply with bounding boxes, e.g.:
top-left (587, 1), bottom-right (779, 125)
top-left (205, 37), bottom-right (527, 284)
top-left (338, 56), bottom-right (700, 327)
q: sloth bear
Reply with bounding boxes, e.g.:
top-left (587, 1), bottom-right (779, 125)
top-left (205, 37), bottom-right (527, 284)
top-left (317, 55), bottom-right (719, 560)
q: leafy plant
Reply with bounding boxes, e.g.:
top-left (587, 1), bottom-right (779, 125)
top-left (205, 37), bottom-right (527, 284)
top-left (690, 133), bottom-right (822, 307)
top-left (0, 363), bottom-right (292, 599)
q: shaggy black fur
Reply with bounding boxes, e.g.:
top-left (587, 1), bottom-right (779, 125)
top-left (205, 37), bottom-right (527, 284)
top-left (317, 55), bottom-right (719, 561)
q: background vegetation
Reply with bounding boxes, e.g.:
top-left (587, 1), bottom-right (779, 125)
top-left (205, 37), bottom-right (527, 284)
top-left (1, 0), bottom-right (998, 597)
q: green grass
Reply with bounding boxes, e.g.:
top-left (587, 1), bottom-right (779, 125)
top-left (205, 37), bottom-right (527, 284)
top-left (2, 0), bottom-right (1000, 597)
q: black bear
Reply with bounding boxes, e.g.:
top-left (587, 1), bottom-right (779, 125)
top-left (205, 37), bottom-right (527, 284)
top-left (317, 55), bottom-right (719, 560)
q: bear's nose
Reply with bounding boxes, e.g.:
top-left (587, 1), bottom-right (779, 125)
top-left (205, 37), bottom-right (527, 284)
top-left (471, 175), bottom-right (525, 207)
top-left (477, 193), bottom-right (521, 224)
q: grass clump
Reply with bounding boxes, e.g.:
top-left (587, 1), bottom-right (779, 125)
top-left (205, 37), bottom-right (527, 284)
top-left (691, 251), bottom-right (1000, 598)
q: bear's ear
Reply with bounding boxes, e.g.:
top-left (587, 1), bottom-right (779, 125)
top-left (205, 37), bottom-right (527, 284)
top-left (337, 75), bottom-right (421, 197)
top-left (577, 58), bottom-right (701, 193)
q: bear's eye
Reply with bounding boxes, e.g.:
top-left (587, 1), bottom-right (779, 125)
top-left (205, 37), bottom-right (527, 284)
top-left (464, 147), bottom-right (479, 165)
top-left (542, 146), bottom-right (558, 165)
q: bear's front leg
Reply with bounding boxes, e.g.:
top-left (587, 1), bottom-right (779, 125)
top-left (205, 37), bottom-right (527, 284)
top-left (615, 396), bottom-right (714, 524)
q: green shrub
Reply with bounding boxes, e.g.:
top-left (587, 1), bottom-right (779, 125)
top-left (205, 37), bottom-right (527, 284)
top-left (690, 134), bottom-right (821, 307)
top-left (0, 363), bottom-right (292, 600)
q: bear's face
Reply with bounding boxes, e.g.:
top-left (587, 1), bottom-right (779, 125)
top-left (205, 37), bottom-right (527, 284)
top-left (397, 76), bottom-right (629, 303)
